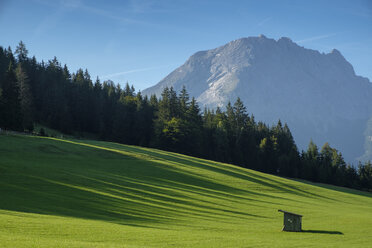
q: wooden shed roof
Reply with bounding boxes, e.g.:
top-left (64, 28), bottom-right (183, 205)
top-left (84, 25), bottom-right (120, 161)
top-left (278, 209), bottom-right (302, 217)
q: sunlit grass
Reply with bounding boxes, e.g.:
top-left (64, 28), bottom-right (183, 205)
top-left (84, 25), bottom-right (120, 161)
top-left (0, 134), bottom-right (372, 247)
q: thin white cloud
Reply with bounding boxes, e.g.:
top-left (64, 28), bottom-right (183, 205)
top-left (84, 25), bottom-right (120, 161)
top-left (129, 0), bottom-right (177, 14)
top-left (101, 65), bottom-right (173, 79)
top-left (32, 0), bottom-right (179, 35)
top-left (33, 0), bottom-right (149, 26)
top-left (32, 7), bottom-right (65, 39)
top-left (60, 0), bottom-right (81, 9)
top-left (296, 33), bottom-right (337, 43)
top-left (130, 0), bottom-right (157, 14)
top-left (78, 3), bottom-right (147, 25)
top-left (257, 17), bottom-right (272, 26)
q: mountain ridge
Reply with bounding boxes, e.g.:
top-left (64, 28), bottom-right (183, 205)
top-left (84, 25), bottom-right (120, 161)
top-left (143, 35), bottom-right (372, 163)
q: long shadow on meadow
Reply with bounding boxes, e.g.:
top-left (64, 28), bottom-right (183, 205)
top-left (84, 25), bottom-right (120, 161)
top-left (0, 135), bottom-right (271, 228)
top-left (294, 179), bottom-right (372, 200)
top-left (101, 141), bottom-right (332, 201)
top-left (71, 139), bottom-right (303, 203)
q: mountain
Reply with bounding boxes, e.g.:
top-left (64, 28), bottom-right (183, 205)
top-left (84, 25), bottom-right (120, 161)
top-left (143, 35), bottom-right (372, 163)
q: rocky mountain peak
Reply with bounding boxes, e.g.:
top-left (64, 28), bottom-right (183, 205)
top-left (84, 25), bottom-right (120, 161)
top-left (143, 36), bottom-right (372, 163)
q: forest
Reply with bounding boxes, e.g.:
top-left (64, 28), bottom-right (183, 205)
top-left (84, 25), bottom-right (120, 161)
top-left (1, 41), bottom-right (371, 192)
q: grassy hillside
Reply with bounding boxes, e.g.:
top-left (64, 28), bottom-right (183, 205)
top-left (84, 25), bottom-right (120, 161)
top-left (0, 134), bottom-right (372, 247)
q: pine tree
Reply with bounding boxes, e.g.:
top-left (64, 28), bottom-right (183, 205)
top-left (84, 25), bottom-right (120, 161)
top-left (358, 161), bottom-right (372, 190)
top-left (63, 64), bottom-right (71, 81)
top-left (0, 62), bottom-right (22, 130)
top-left (184, 97), bottom-right (202, 155)
top-left (307, 140), bottom-right (319, 160)
top-left (16, 64), bottom-right (34, 131)
top-left (179, 85), bottom-right (190, 118)
top-left (15, 41), bottom-right (28, 62)
top-left (302, 139), bottom-right (320, 181)
top-left (233, 97), bottom-right (248, 131)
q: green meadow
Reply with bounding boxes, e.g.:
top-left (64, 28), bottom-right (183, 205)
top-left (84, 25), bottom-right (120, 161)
top-left (0, 134), bottom-right (372, 247)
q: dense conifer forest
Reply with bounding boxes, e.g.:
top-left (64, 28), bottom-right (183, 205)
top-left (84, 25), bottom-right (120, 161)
top-left (1, 42), bottom-right (371, 191)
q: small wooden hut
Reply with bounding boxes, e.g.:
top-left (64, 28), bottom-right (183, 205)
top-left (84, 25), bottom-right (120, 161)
top-left (278, 209), bottom-right (302, 232)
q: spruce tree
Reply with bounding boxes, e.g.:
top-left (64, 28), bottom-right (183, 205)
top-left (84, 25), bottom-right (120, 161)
top-left (1, 62), bottom-right (22, 130)
top-left (15, 41), bottom-right (28, 62)
top-left (179, 85), bottom-right (190, 118)
top-left (16, 64), bottom-right (34, 131)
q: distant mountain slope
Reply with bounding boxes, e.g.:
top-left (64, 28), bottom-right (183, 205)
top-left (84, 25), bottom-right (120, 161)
top-left (1, 134), bottom-right (372, 247)
top-left (143, 35), bottom-right (372, 162)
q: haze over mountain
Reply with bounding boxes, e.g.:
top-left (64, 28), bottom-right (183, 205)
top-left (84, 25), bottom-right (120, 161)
top-left (143, 35), bottom-right (372, 163)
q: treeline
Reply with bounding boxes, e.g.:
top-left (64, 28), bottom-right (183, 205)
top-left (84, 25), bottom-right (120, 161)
top-left (0, 41), bottom-right (371, 192)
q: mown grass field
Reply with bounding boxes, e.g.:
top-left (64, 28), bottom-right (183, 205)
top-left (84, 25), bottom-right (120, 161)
top-left (0, 134), bottom-right (372, 247)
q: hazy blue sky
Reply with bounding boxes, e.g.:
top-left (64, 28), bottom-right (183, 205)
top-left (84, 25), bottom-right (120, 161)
top-left (1, 0), bottom-right (371, 90)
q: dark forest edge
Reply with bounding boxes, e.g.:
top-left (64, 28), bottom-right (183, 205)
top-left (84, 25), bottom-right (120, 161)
top-left (0, 41), bottom-right (371, 192)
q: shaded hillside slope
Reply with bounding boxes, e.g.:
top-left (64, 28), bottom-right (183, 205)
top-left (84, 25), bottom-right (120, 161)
top-left (0, 134), bottom-right (372, 247)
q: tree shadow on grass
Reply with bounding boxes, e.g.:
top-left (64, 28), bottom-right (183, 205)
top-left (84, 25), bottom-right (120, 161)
top-left (294, 179), bottom-right (372, 199)
top-left (0, 136), bottom-right (272, 229)
top-left (75, 139), bottom-right (301, 204)
top-left (302, 229), bottom-right (344, 235)
top-left (107, 142), bottom-right (334, 201)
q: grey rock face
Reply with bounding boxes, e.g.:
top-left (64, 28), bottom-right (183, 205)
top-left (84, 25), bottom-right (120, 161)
top-left (143, 36), bottom-right (372, 163)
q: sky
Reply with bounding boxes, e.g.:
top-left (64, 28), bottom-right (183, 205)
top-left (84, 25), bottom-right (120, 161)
top-left (0, 0), bottom-right (371, 91)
